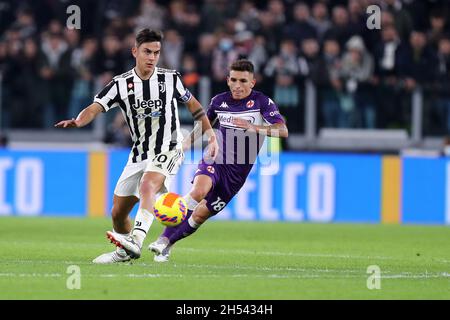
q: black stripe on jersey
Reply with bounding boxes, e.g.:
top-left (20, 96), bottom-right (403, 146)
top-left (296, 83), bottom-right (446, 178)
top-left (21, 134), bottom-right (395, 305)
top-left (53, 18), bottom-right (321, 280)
top-left (126, 77), bottom-right (140, 163)
top-left (154, 73), bottom-right (167, 155)
top-left (106, 82), bottom-right (121, 109)
top-left (140, 79), bottom-right (152, 161)
top-left (96, 80), bottom-right (115, 99)
top-left (117, 99), bottom-right (133, 137)
top-left (170, 74), bottom-right (179, 150)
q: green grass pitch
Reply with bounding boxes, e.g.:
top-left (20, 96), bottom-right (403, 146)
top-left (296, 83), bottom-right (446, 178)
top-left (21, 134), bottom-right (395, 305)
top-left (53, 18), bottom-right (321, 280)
top-left (0, 217), bottom-right (449, 299)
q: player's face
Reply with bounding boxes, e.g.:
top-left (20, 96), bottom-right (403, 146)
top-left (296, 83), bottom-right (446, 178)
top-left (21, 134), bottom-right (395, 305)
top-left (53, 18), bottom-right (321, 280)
top-left (227, 70), bottom-right (256, 100)
top-left (132, 41), bottom-right (161, 76)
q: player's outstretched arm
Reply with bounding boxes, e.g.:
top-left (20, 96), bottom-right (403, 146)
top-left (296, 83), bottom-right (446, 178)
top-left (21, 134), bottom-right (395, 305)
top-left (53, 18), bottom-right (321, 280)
top-left (55, 103), bottom-right (104, 128)
top-left (184, 96), bottom-right (219, 159)
top-left (232, 119), bottom-right (289, 138)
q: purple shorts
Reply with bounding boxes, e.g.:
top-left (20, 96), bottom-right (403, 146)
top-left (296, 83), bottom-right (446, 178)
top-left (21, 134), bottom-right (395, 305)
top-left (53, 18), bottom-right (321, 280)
top-left (192, 162), bottom-right (244, 215)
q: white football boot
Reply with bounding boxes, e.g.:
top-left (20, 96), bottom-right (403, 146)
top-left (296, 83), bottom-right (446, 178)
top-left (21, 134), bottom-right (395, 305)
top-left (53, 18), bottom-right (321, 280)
top-left (148, 237), bottom-right (171, 262)
top-left (92, 247), bottom-right (131, 264)
top-left (106, 231), bottom-right (141, 259)
top-left (148, 236), bottom-right (169, 255)
top-left (153, 248), bottom-right (171, 263)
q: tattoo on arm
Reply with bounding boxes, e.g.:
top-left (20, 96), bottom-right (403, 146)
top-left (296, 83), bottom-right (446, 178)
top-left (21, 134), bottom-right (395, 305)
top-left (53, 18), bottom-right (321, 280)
top-left (193, 109), bottom-right (206, 121)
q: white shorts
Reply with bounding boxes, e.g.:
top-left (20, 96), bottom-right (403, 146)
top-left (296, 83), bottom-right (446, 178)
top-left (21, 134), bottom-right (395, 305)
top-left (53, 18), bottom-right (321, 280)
top-left (114, 149), bottom-right (184, 199)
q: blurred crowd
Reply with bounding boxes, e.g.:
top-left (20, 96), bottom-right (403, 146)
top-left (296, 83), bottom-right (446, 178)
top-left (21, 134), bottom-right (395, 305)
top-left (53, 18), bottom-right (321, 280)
top-left (1, 0), bottom-right (450, 144)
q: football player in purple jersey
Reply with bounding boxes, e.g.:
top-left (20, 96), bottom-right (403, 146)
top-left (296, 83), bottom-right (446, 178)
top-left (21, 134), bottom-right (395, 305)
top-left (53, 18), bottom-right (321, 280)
top-left (149, 59), bottom-right (288, 262)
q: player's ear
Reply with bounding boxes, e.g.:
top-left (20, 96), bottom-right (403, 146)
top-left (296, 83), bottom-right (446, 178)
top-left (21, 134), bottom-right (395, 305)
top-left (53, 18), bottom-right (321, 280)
top-left (132, 46), bottom-right (137, 58)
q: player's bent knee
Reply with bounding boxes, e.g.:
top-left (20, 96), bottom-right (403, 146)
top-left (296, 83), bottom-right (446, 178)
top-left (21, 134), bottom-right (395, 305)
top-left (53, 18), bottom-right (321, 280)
top-left (190, 187), bottom-right (210, 202)
top-left (139, 179), bottom-right (162, 197)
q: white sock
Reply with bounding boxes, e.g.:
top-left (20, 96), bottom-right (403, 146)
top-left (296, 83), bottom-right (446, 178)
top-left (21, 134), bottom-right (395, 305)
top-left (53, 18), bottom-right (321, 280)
top-left (132, 208), bottom-right (155, 247)
top-left (184, 194), bottom-right (199, 211)
top-left (188, 215), bottom-right (200, 229)
top-left (113, 229), bottom-right (129, 256)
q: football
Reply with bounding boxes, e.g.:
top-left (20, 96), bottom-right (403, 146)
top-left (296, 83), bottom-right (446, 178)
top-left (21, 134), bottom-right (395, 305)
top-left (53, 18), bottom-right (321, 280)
top-left (153, 192), bottom-right (188, 227)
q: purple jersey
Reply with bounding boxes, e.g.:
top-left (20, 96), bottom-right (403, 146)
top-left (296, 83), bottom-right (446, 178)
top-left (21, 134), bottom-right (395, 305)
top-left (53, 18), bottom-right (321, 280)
top-left (195, 90), bottom-right (284, 193)
top-left (206, 90), bottom-right (284, 180)
top-left (193, 90), bottom-right (284, 214)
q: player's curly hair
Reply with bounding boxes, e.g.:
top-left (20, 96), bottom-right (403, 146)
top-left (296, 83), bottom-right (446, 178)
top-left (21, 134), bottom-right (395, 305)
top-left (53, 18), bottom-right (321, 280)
top-left (230, 59), bottom-right (254, 73)
top-left (135, 29), bottom-right (163, 47)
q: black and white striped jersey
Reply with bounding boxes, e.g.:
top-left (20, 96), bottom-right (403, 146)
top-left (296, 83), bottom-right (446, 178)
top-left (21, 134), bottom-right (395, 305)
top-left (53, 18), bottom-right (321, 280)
top-left (94, 67), bottom-right (192, 163)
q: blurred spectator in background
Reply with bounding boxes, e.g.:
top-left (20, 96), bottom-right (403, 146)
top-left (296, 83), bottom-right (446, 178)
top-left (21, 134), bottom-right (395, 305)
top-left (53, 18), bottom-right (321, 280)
top-left (283, 2), bottom-right (317, 45)
top-left (427, 10), bottom-right (448, 50)
top-left (3, 37), bottom-right (42, 128)
top-left (267, 0), bottom-right (286, 26)
top-left (195, 33), bottom-right (216, 76)
top-left (67, 37), bottom-right (98, 120)
top-left (212, 33), bottom-right (238, 92)
top-left (38, 29), bottom-right (73, 128)
top-left (432, 36), bottom-right (450, 134)
top-left (1, 0), bottom-right (450, 136)
top-left (179, 53), bottom-right (200, 124)
top-left (169, 0), bottom-right (201, 53)
top-left (10, 7), bottom-right (36, 39)
top-left (238, 0), bottom-right (261, 34)
top-left (236, 32), bottom-right (268, 81)
top-left (103, 111), bottom-right (132, 147)
top-left (92, 34), bottom-right (123, 88)
top-left (121, 32), bottom-right (137, 70)
top-left (134, 0), bottom-right (167, 31)
top-left (324, 6), bottom-right (354, 48)
top-left (161, 29), bottom-right (183, 70)
top-left (380, 0), bottom-right (413, 41)
top-left (310, 1), bottom-right (331, 42)
top-left (316, 38), bottom-right (343, 128)
top-left (64, 28), bottom-right (80, 51)
top-left (402, 30), bottom-right (437, 93)
top-left (258, 10), bottom-right (282, 56)
top-left (265, 39), bottom-right (300, 132)
top-left (338, 36), bottom-right (375, 128)
top-left (373, 24), bottom-right (408, 128)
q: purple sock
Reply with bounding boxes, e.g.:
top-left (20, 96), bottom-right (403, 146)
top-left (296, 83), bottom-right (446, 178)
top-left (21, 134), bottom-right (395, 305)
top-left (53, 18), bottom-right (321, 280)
top-left (168, 216), bottom-right (199, 245)
top-left (161, 209), bottom-right (193, 239)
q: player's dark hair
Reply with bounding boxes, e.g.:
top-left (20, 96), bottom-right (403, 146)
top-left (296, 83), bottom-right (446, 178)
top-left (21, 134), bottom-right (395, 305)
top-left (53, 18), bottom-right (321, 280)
top-left (230, 59), bottom-right (254, 73)
top-left (135, 29), bottom-right (163, 47)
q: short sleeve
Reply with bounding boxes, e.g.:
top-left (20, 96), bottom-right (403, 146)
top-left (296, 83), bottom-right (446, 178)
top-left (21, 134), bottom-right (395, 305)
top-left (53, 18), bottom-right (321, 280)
top-left (260, 96), bottom-right (285, 124)
top-left (93, 80), bottom-right (120, 112)
top-left (174, 72), bottom-right (192, 103)
top-left (206, 96), bottom-right (219, 122)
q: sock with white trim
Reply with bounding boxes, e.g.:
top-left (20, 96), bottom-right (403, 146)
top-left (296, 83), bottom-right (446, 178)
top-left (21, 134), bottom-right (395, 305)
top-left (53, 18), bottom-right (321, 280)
top-left (131, 208), bottom-right (155, 247)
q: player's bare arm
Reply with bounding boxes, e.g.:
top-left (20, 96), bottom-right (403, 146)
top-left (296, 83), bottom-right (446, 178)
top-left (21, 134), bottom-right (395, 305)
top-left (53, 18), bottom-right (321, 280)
top-left (54, 102), bottom-right (104, 128)
top-left (184, 96), bottom-right (219, 159)
top-left (232, 118), bottom-right (289, 138)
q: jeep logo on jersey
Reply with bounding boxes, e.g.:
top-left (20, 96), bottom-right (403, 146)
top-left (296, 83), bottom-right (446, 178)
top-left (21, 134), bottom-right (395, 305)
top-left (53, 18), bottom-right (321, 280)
top-left (132, 98), bottom-right (163, 110)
